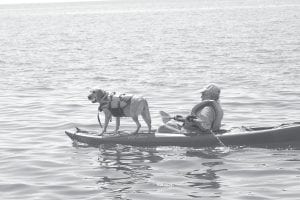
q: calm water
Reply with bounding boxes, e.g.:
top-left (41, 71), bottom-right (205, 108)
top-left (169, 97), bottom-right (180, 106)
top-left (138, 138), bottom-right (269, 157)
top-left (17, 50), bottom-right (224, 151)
top-left (0, 0), bottom-right (300, 199)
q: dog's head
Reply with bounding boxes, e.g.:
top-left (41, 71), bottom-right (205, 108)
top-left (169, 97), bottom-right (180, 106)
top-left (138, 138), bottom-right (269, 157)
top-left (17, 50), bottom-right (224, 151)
top-left (88, 89), bottom-right (107, 103)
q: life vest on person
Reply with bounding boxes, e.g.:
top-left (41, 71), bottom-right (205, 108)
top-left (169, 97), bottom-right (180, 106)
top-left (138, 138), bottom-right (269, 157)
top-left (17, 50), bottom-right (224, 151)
top-left (191, 100), bottom-right (223, 131)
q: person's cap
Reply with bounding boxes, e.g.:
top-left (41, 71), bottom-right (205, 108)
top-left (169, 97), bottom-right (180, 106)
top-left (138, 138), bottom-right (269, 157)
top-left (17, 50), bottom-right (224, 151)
top-left (201, 84), bottom-right (221, 100)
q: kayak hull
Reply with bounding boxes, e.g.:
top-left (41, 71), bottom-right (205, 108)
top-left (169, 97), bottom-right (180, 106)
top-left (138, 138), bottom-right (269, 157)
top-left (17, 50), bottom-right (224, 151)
top-left (65, 125), bottom-right (300, 148)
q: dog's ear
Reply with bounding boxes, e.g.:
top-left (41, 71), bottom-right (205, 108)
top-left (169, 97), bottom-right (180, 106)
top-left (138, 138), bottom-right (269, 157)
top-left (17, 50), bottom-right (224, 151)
top-left (89, 88), bottom-right (97, 94)
top-left (95, 89), bottom-right (105, 101)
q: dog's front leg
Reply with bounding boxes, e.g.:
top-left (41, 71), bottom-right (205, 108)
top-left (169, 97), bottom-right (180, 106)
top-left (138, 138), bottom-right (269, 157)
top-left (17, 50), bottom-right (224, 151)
top-left (101, 110), bottom-right (111, 135)
top-left (115, 117), bottom-right (120, 133)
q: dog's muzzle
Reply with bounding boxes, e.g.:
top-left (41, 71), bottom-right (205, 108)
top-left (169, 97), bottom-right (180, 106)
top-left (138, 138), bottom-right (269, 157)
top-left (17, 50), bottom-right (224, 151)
top-left (88, 94), bottom-right (97, 103)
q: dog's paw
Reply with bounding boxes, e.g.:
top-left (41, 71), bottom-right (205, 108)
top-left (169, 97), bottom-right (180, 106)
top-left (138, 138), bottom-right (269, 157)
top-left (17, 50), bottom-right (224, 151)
top-left (131, 131), bottom-right (139, 135)
top-left (98, 130), bottom-right (106, 136)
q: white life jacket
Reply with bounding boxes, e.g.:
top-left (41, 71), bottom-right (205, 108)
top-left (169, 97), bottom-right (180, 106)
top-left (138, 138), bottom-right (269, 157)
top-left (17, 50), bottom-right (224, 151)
top-left (191, 100), bottom-right (223, 131)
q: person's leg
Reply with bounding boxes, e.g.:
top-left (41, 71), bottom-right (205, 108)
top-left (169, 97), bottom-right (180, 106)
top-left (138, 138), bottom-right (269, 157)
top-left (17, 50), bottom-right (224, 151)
top-left (157, 121), bottom-right (181, 133)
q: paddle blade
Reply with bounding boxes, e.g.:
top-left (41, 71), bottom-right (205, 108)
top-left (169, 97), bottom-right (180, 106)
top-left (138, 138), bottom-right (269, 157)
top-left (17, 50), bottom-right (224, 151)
top-left (159, 111), bottom-right (172, 123)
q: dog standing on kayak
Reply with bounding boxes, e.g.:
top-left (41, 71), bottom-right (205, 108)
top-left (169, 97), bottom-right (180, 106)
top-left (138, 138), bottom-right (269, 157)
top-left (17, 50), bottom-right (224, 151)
top-left (88, 89), bottom-right (152, 135)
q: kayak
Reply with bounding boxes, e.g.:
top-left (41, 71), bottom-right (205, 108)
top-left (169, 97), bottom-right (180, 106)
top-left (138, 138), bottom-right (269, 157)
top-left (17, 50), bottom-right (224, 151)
top-left (65, 124), bottom-right (300, 148)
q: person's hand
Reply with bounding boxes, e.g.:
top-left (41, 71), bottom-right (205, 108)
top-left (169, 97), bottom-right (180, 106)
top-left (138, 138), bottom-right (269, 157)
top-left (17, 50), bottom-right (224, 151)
top-left (174, 115), bottom-right (183, 121)
top-left (185, 115), bottom-right (197, 122)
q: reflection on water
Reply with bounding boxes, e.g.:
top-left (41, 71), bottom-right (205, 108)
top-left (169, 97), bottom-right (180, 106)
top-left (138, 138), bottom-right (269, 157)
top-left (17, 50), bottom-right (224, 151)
top-left (96, 145), bottom-right (162, 197)
top-left (94, 145), bottom-right (232, 198)
top-left (97, 145), bottom-right (163, 173)
top-left (185, 148), bottom-right (230, 191)
top-left (67, 142), bottom-right (300, 199)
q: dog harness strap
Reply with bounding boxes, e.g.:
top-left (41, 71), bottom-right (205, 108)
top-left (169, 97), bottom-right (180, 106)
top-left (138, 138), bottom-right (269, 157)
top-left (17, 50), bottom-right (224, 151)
top-left (99, 93), bottom-right (108, 103)
top-left (98, 102), bottom-right (108, 112)
top-left (97, 110), bottom-right (103, 128)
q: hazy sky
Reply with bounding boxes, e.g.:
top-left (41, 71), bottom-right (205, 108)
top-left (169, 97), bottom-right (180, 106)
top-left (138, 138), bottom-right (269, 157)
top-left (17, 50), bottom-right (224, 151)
top-left (0, 0), bottom-right (104, 4)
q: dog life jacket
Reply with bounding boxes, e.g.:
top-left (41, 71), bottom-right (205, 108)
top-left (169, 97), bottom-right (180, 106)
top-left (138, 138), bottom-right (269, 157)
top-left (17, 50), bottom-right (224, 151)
top-left (109, 101), bottom-right (125, 117)
top-left (190, 100), bottom-right (223, 131)
top-left (99, 94), bottom-right (132, 117)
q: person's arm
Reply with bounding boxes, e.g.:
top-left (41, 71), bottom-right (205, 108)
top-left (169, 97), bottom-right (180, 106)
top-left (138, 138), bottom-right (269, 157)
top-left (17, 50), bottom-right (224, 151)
top-left (197, 106), bottom-right (215, 130)
top-left (197, 106), bottom-right (216, 130)
top-left (184, 106), bottom-right (215, 131)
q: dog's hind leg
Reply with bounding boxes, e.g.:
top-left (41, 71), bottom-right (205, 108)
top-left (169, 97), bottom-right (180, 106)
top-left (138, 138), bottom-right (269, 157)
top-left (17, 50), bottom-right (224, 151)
top-left (142, 112), bottom-right (151, 133)
top-left (132, 116), bottom-right (141, 134)
top-left (141, 101), bottom-right (152, 133)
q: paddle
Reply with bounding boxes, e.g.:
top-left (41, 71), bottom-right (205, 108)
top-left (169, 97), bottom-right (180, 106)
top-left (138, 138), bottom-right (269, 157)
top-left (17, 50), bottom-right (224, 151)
top-left (159, 111), bottom-right (227, 148)
top-left (159, 111), bottom-right (185, 123)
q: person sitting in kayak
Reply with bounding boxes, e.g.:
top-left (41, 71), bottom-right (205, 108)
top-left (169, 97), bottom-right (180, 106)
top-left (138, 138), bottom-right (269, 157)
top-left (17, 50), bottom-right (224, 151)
top-left (159, 84), bottom-right (224, 134)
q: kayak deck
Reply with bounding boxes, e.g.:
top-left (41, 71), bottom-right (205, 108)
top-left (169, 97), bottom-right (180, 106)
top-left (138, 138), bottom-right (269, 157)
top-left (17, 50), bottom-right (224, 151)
top-left (65, 125), bottom-right (300, 148)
